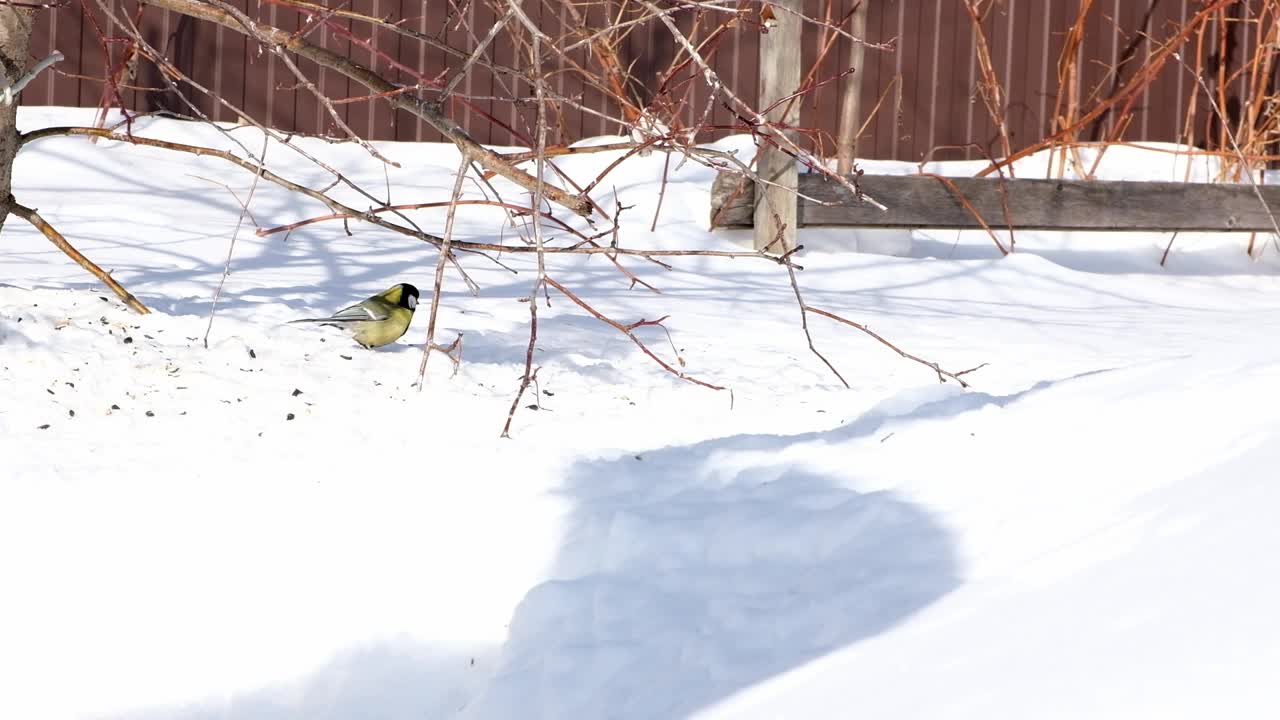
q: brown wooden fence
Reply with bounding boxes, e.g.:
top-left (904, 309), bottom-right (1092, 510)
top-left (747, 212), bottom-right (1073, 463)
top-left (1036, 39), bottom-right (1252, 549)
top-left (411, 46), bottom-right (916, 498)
top-left (17, 1), bottom-right (1266, 161)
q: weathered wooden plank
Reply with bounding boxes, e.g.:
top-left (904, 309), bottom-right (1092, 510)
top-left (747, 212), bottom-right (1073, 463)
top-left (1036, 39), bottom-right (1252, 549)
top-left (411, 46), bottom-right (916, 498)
top-left (711, 171), bottom-right (1280, 232)
top-left (754, 0), bottom-right (802, 252)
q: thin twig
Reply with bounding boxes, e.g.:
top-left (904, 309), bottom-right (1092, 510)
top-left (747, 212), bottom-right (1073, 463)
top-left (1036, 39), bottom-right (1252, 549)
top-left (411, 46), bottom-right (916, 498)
top-left (917, 172), bottom-right (1009, 255)
top-left (1174, 52), bottom-right (1280, 255)
top-left (1160, 232), bottom-right (1179, 267)
top-left (545, 277), bottom-right (725, 392)
top-left (781, 247), bottom-right (848, 387)
top-left (441, 7), bottom-right (516, 100)
top-left (806, 306), bottom-right (980, 388)
top-left (203, 134), bottom-right (268, 348)
top-left (503, 4), bottom-right (552, 438)
top-left (417, 156), bottom-right (471, 388)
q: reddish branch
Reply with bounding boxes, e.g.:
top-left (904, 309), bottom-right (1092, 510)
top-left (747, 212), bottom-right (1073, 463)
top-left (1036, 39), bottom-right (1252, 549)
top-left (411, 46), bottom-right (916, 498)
top-left (917, 173), bottom-right (1009, 256)
top-left (979, 0), bottom-right (1236, 178)
top-left (781, 250), bottom-right (848, 388)
top-left (806, 307), bottom-right (984, 388)
top-left (545, 277), bottom-right (725, 392)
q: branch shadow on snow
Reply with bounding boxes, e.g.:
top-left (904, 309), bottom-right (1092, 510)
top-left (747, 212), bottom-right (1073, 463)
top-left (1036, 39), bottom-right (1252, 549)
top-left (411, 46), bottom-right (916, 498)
top-left (459, 383), bottom-right (1053, 719)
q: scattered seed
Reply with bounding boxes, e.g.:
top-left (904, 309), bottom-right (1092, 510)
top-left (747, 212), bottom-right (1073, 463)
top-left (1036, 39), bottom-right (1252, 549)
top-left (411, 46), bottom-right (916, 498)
top-left (46, 388), bottom-right (54, 395)
top-left (286, 413), bottom-right (295, 421)
top-left (525, 404), bottom-right (539, 410)
top-left (543, 390), bottom-right (555, 397)
top-left (68, 409), bottom-right (75, 417)
top-left (37, 424), bottom-right (50, 430)
top-left (291, 388), bottom-right (303, 397)
top-left (110, 404), bottom-right (121, 410)
top-left (340, 354), bottom-right (352, 360)
top-left (248, 348), bottom-right (257, 359)
top-left (123, 336), bottom-right (133, 344)
top-left (99, 297), bottom-right (109, 302)
top-left (145, 410), bottom-right (155, 417)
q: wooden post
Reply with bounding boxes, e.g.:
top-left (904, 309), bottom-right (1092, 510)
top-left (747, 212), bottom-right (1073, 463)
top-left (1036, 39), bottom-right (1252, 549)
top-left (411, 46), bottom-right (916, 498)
top-left (755, 0), bottom-right (802, 253)
top-left (835, 2), bottom-right (867, 176)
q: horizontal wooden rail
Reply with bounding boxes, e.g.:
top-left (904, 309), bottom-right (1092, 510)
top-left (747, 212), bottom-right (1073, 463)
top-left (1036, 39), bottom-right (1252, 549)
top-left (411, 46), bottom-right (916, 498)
top-left (710, 172), bottom-right (1280, 232)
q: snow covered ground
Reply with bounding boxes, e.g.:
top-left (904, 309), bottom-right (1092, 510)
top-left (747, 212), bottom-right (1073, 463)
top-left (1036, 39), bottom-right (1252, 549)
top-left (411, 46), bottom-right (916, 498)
top-left (4, 107), bottom-right (1280, 719)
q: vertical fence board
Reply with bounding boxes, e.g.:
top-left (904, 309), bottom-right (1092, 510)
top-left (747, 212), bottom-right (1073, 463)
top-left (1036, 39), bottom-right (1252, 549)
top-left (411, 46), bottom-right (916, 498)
top-left (755, 0), bottom-right (801, 252)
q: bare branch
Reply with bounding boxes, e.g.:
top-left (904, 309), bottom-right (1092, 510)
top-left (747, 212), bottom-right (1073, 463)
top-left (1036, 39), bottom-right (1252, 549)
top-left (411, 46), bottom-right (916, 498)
top-left (8, 202), bottom-right (149, 314)
top-left (417, 156), bottom-right (471, 387)
top-left (203, 134), bottom-right (269, 348)
top-left (545, 277), bottom-right (725, 392)
top-left (806, 307), bottom-right (980, 388)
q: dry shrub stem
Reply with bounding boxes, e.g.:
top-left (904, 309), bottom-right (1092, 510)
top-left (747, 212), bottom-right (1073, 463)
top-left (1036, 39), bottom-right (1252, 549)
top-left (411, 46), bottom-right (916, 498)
top-left (544, 276), bottom-right (725, 392)
top-left (1174, 53), bottom-right (1280, 254)
top-left (782, 248), bottom-right (849, 389)
top-left (805, 307), bottom-right (985, 388)
top-left (502, 3), bottom-right (552, 438)
top-left (917, 172), bottom-right (1009, 255)
top-left (417, 156), bottom-right (472, 388)
top-left (203, 134), bottom-right (269, 348)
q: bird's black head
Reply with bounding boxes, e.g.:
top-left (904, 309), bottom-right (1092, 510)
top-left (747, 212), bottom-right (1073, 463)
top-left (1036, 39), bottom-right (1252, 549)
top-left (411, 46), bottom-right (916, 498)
top-left (398, 283), bottom-right (420, 310)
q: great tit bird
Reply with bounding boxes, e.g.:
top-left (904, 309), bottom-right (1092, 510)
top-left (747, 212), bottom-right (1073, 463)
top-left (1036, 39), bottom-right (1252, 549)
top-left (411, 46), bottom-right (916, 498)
top-left (289, 283), bottom-right (419, 348)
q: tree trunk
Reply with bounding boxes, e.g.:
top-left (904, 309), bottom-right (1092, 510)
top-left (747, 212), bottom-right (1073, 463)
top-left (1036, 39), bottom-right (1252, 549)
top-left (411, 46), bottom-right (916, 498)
top-left (0, 7), bottom-right (33, 234)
